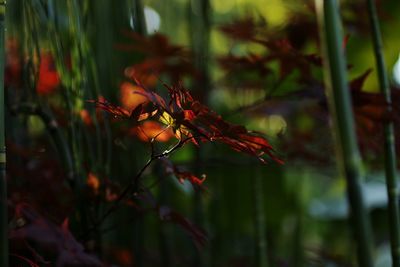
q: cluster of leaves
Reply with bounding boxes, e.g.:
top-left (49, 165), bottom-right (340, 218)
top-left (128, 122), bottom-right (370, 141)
top-left (5, 38), bottom-right (61, 95)
top-left (218, 16), bottom-right (322, 90)
top-left (217, 14), bottom-right (399, 166)
top-left (10, 204), bottom-right (101, 267)
top-left (93, 76), bottom-right (282, 165)
top-left (117, 31), bottom-right (195, 83)
top-left (6, 142), bottom-right (102, 266)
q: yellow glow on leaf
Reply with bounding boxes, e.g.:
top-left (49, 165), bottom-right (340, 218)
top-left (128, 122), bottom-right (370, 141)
top-left (159, 111), bottom-right (175, 127)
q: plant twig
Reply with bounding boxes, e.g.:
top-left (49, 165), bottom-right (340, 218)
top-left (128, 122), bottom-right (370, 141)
top-left (81, 136), bottom-right (193, 240)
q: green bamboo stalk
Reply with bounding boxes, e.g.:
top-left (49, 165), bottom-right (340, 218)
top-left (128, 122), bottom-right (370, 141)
top-left (188, 0), bottom-right (211, 266)
top-left (130, 0), bottom-right (147, 35)
top-left (315, 1), bottom-right (374, 266)
top-left (366, 1), bottom-right (400, 266)
top-left (188, 0), bottom-right (211, 97)
top-left (0, 1), bottom-right (7, 266)
top-left (68, 0), bottom-right (105, 177)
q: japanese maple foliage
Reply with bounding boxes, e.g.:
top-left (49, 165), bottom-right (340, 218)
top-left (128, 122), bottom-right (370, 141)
top-left (217, 14), bottom-right (400, 165)
top-left (162, 158), bottom-right (207, 188)
top-left (117, 31), bottom-right (195, 82)
top-left (10, 204), bottom-right (101, 267)
top-left (93, 77), bottom-right (283, 164)
top-left (218, 16), bottom-right (323, 90)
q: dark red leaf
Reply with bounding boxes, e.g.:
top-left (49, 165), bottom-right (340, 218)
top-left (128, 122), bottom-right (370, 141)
top-left (117, 31), bottom-right (195, 82)
top-left (158, 206), bottom-right (208, 250)
top-left (10, 204), bottom-right (102, 267)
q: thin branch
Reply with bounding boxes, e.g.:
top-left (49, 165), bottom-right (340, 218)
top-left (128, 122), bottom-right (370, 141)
top-left (82, 135), bottom-right (193, 240)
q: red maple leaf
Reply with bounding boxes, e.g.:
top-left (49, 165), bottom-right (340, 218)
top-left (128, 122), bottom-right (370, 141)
top-left (219, 17), bottom-right (323, 85)
top-left (95, 76), bottom-right (283, 164)
top-left (158, 206), bottom-right (208, 250)
top-left (36, 53), bottom-right (61, 95)
top-left (218, 16), bottom-right (267, 42)
top-left (117, 31), bottom-right (195, 82)
top-left (10, 204), bottom-right (102, 267)
top-left (349, 69), bottom-right (391, 132)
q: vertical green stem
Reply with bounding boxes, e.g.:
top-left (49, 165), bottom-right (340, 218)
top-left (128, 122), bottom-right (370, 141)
top-left (188, 0), bottom-right (211, 98)
top-left (252, 167), bottom-right (268, 267)
top-left (130, 0), bottom-right (147, 35)
top-left (315, 1), bottom-right (374, 266)
top-left (366, 1), bottom-right (400, 266)
top-left (0, 1), bottom-right (7, 266)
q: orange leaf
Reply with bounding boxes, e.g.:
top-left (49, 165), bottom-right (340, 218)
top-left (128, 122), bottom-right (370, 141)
top-left (120, 82), bottom-right (148, 111)
top-left (87, 173), bottom-right (100, 194)
top-left (80, 109), bottom-right (93, 126)
top-left (130, 121), bottom-right (174, 142)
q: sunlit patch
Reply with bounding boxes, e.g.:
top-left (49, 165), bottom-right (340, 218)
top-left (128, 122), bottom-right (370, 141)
top-left (215, 0), bottom-right (288, 27)
top-left (393, 53), bottom-right (400, 86)
top-left (28, 116), bottom-right (46, 136)
top-left (144, 6), bottom-right (161, 33)
top-left (267, 115), bottom-right (287, 136)
top-left (213, 0), bottom-right (236, 14)
top-left (251, 115), bottom-right (287, 136)
top-left (130, 121), bottom-right (174, 142)
top-left (159, 111), bottom-right (174, 127)
top-left (259, 0), bottom-right (288, 27)
top-left (119, 82), bottom-right (148, 112)
top-left (209, 87), bottom-right (265, 110)
top-left (129, 6), bottom-right (161, 33)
